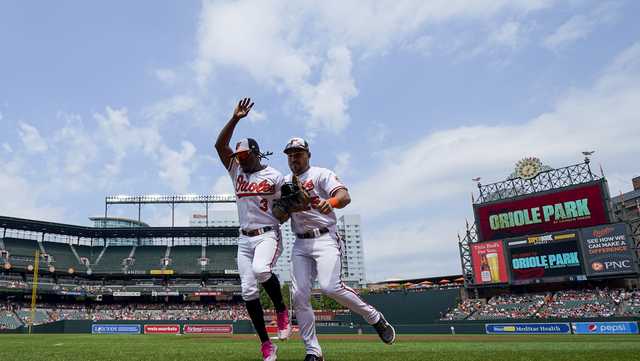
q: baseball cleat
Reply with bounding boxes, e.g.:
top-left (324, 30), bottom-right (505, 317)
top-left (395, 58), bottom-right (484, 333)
top-left (276, 309), bottom-right (292, 340)
top-left (373, 314), bottom-right (396, 345)
top-left (261, 341), bottom-right (278, 361)
top-left (303, 354), bottom-right (324, 361)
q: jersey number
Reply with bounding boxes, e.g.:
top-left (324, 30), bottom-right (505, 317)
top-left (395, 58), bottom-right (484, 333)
top-left (259, 198), bottom-right (269, 212)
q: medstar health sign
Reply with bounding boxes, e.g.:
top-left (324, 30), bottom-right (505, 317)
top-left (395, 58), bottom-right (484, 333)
top-left (475, 181), bottom-right (609, 241)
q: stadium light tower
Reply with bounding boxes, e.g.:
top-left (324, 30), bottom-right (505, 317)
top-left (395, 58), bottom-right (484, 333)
top-left (105, 194), bottom-right (237, 227)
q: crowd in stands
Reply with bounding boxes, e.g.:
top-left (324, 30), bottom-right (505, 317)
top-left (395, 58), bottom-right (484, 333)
top-left (0, 301), bottom-right (252, 329)
top-left (442, 288), bottom-right (640, 321)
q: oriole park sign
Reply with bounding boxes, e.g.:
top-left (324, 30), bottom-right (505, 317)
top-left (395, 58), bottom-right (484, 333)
top-left (475, 180), bottom-right (610, 241)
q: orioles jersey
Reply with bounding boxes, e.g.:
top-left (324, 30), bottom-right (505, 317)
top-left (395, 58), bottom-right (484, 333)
top-left (228, 160), bottom-right (284, 231)
top-left (284, 166), bottom-right (347, 235)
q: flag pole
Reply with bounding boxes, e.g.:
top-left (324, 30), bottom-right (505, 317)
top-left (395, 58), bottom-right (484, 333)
top-left (28, 249), bottom-right (40, 335)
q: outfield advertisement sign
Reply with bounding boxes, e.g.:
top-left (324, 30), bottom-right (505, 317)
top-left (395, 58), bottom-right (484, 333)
top-left (144, 324), bottom-right (181, 334)
top-left (572, 322), bottom-right (639, 334)
top-left (485, 323), bottom-right (571, 334)
top-left (92, 324), bottom-right (141, 334)
top-left (475, 181), bottom-right (609, 241)
top-left (470, 240), bottom-right (509, 285)
top-left (506, 231), bottom-right (586, 285)
top-left (183, 324), bottom-right (233, 334)
top-left (579, 223), bottom-right (638, 277)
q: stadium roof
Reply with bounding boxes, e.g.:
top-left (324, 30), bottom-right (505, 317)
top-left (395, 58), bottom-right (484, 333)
top-left (0, 216), bottom-right (239, 238)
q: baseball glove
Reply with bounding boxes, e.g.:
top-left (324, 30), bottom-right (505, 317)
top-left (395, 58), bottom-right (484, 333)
top-left (273, 175), bottom-right (311, 215)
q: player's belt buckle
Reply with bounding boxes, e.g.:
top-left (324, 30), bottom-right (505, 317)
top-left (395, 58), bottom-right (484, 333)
top-left (312, 228), bottom-right (321, 238)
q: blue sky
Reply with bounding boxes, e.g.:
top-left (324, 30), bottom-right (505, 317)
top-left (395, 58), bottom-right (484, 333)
top-left (1, 0), bottom-right (639, 281)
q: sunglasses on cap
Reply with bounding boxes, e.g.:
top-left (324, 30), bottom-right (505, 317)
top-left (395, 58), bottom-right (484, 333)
top-left (235, 150), bottom-right (252, 161)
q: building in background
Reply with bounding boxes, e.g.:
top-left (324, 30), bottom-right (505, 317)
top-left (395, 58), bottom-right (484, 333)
top-left (189, 211), bottom-right (238, 245)
top-left (611, 176), bottom-right (640, 222)
top-left (89, 217), bottom-right (149, 228)
top-left (190, 211), bottom-right (239, 228)
top-left (273, 214), bottom-right (367, 289)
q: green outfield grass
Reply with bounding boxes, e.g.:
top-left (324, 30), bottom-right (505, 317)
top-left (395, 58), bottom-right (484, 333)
top-left (0, 334), bottom-right (638, 361)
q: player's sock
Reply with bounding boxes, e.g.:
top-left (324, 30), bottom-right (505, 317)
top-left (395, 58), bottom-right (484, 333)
top-left (246, 299), bottom-right (269, 343)
top-left (261, 273), bottom-right (286, 313)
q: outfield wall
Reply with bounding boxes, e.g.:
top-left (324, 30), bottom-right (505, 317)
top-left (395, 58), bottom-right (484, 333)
top-left (2, 317), bottom-right (639, 335)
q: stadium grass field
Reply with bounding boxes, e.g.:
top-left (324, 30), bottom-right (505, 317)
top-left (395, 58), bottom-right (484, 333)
top-left (0, 334), bottom-right (639, 361)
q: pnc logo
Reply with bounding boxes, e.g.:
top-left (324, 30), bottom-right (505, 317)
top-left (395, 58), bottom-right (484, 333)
top-left (591, 262), bottom-right (604, 272)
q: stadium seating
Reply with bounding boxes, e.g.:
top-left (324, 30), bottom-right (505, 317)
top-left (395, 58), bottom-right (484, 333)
top-left (168, 246), bottom-right (203, 274)
top-left (91, 246), bottom-right (133, 273)
top-left (443, 288), bottom-right (632, 320)
top-left (41, 242), bottom-right (81, 271)
top-left (0, 310), bottom-right (22, 329)
top-left (72, 245), bottom-right (103, 268)
top-left (16, 308), bottom-right (50, 325)
top-left (205, 245), bottom-right (237, 273)
top-left (130, 246), bottom-right (167, 272)
top-left (2, 238), bottom-right (46, 269)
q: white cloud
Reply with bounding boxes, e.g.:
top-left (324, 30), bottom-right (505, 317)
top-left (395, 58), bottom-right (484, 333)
top-left (543, 2), bottom-right (619, 50)
top-left (488, 21), bottom-right (522, 49)
top-left (364, 218), bottom-right (464, 281)
top-left (195, 0), bottom-right (554, 134)
top-left (157, 141), bottom-right (197, 194)
top-left (211, 175), bottom-right (234, 195)
top-left (154, 68), bottom-right (177, 85)
top-left (0, 158), bottom-right (65, 221)
top-left (247, 109), bottom-right (267, 124)
top-left (2, 143), bottom-right (12, 153)
top-left (334, 152), bottom-right (351, 177)
top-left (18, 121), bottom-right (48, 153)
top-left (143, 95), bottom-right (197, 123)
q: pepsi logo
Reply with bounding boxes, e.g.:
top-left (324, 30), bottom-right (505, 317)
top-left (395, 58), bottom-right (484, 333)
top-left (588, 324), bottom-right (598, 332)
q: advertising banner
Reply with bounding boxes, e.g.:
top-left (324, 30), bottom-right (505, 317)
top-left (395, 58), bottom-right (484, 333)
top-left (144, 324), bottom-right (181, 334)
top-left (266, 325), bottom-right (300, 334)
top-left (475, 181), bottom-right (609, 241)
top-left (113, 291), bottom-right (141, 297)
top-left (572, 321), bottom-right (639, 334)
top-left (183, 324), bottom-right (233, 335)
top-left (150, 270), bottom-right (174, 275)
top-left (579, 223), bottom-right (638, 277)
top-left (193, 292), bottom-right (222, 296)
top-left (470, 241), bottom-right (509, 284)
top-left (92, 324), bottom-right (141, 334)
top-left (151, 291), bottom-right (179, 296)
top-left (507, 231), bottom-right (585, 285)
top-left (486, 323), bottom-right (571, 334)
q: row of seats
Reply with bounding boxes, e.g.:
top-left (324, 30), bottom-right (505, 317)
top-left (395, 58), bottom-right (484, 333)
top-left (442, 288), bottom-right (640, 320)
top-left (0, 239), bottom-right (236, 274)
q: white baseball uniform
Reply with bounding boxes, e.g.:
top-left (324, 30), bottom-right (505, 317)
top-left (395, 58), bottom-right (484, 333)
top-left (287, 166), bottom-right (381, 357)
top-left (228, 160), bottom-right (284, 301)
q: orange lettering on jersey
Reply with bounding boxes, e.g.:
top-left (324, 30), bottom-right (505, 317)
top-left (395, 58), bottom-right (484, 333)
top-left (236, 175), bottom-right (275, 195)
top-left (303, 180), bottom-right (314, 191)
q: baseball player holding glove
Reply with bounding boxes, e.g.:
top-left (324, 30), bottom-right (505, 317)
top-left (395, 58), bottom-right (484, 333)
top-left (215, 98), bottom-right (291, 361)
top-left (274, 137), bottom-right (396, 361)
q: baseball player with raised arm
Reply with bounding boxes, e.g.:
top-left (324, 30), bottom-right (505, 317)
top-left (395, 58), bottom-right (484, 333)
top-left (275, 137), bottom-right (396, 361)
top-left (215, 98), bottom-right (291, 361)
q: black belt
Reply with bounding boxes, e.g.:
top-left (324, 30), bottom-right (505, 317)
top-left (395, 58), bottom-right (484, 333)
top-left (296, 227), bottom-right (330, 239)
top-left (241, 226), bottom-right (275, 237)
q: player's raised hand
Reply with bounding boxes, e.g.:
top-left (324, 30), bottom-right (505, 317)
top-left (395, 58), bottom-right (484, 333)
top-left (232, 97), bottom-right (254, 120)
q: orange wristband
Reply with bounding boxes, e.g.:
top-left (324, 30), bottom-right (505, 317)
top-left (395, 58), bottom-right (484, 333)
top-left (328, 197), bottom-right (340, 208)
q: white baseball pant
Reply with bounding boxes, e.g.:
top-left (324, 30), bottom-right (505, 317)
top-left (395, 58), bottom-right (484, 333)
top-left (237, 230), bottom-right (282, 301)
top-left (291, 232), bottom-right (380, 356)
